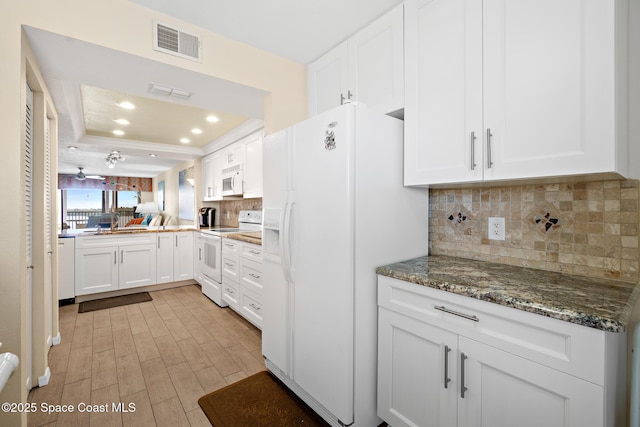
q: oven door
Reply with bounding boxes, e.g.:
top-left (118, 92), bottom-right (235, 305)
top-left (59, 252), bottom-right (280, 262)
top-left (222, 166), bottom-right (243, 196)
top-left (202, 234), bottom-right (222, 283)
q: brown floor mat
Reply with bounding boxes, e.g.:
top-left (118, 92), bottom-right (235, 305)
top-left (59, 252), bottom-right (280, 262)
top-left (198, 370), bottom-right (330, 427)
top-left (78, 292), bottom-right (152, 313)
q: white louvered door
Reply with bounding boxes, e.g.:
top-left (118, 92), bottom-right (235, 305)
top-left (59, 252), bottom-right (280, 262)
top-left (45, 118), bottom-right (52, 347)
top-left (25, 83), bottom-right (33, 390)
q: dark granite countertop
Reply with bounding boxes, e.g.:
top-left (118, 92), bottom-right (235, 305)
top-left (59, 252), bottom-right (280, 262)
top-left (376, 255), bottom-right (640, 333)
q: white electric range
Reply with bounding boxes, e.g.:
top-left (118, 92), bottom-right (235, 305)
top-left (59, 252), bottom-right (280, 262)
top-left (197, 210), bottom-right (262, 306)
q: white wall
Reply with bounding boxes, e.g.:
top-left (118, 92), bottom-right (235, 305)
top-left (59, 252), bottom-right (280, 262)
top-left (154, 160), bottom-right (196, 226)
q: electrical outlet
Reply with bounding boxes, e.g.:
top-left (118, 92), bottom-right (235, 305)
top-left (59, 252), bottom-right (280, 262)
top-left (488, 217), bottom-right (505, 241)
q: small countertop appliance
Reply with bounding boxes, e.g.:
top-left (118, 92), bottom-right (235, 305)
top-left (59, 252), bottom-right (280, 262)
top-left (199, 207), bottom-right (215, 228)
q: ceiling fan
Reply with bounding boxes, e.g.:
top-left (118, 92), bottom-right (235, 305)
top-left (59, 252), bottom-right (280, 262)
top-left (75, 167), bottom-right (105, 181)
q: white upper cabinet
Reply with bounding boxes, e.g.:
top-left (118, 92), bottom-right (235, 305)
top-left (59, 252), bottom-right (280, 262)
top-left (308, 4), bottom-right (404, 116)
top-left (202, 152), bottom-right (222, 201)
top-left (242, 131), bottom-right (263, 199)
top-left (404, 0), bottom-right (630, 186)
top-left (308, 42), bottom-right (349, 116)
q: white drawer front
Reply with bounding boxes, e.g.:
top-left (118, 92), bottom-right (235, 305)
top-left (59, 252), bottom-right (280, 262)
top-left (222, 239), bottom-right (239, 253)
top-left (222, 280), bottom-right (239, 309)
top-left (240, 288), bottom-right (262, 329)
top-left (222, 255), bottom-right (239, 280)
top-left (378, 276), bottom-right (607, 385)
top-left (240, 258), bottom-right (262, 295)
top-left (241, 243), bottom-right (262, 262)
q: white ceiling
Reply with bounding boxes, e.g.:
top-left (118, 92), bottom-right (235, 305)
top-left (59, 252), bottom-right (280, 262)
top-left (24, 0), bottom-right (402, 179)
top-left (129, 0), bottom-right (404, 64)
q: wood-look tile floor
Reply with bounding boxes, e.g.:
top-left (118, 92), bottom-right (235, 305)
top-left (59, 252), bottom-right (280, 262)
top-left (27, 284), bottom-right (264, 427)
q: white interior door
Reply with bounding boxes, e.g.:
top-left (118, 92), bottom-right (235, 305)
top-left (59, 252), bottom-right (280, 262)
top-left (45, 118), bottom-right (52, 347)
top-left (25, 83), bottom-right (34, 390)
top-left (290, 105), bottom-right (354, 424)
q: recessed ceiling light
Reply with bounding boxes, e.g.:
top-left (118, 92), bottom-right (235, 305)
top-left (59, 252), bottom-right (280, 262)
top-left (149, 153), bottom-right (157, 157)
top-left (113, 130), bottom-right (125, 136)
top-left (180, 138), bottom-right (191, 144)
top-left (114, 118), bottom-right (130, 125)
top-left (206, 115), bottom-right (219, 123)
top-left (191, 128), bottom-right (203, 135)
top-left (67, 145), bottom-right (78, 150)
top-left (117, 101), bottom-right (135, 110)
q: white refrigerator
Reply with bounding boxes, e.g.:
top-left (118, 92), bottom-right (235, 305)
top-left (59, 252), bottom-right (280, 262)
top-left (262, 104), bottom-right (428, 426)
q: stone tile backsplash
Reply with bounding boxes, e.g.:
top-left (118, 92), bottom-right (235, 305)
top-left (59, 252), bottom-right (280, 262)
top-left (429, 180), bottom-right (640, 282)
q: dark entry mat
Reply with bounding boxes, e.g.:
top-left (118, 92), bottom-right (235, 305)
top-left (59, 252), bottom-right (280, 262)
top-left (78, 292), bottom-right (152, 313)
top-left (198, 370), bottom-right (330, 427)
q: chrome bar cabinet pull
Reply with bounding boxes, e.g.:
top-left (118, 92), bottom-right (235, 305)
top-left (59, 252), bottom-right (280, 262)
top-left (470, 132), bottom-right (477, 170)
top-left (444, 345), bottom-right (451, 389)
top-left (460, 352), bottom-right (468, 398)
top-left (434, 305), bottom-right (479, 322)
top-left (486, 128), bottom-right (493, 169)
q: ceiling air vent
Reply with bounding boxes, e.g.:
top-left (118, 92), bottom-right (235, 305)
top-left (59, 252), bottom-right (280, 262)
top-left (153, 21), bottom-right (201, 62)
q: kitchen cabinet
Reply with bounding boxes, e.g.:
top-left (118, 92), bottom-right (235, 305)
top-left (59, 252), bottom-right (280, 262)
top-left (173, 232), bottom-right (194, 280)
top-left (221, 237), bottom-right (263, 328)
top-left (404, 0), bottom-right (631, 186)
top-left (156, 233), bottom-right (174, 284)
top-left (157, 231), bottom-right (194, 284)
top-left (221, 141), bottom-right (243, 169)
top-left (377, 275), bottom-right (625, 427)
top-left (202, 152), bottom-right (222, 201)
top-left (75, 233), bottom-right (157, 295)
top-left (221, 238), bottom-right (240, 309)
top-left (307, 3), bottom-right (403, 117)
top-left (57, 238), bottom-right (75, 300)
top-left (242, 132), bottom-right (263, 199)
top-left (238, 242), bottom-right (263, 329)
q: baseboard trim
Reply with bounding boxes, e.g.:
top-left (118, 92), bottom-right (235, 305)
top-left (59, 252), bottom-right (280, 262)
top-left (51, 332), bottom-right (61, 346)
top-left (38, 366), bottom-right (51, 387)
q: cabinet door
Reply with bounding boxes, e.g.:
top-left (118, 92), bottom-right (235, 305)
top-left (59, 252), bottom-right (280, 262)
top-left (404, 0), bottom-right (483, 186)
top-left (482, 0), bottom-right (616, 181)
top-left (194, 234), bottom-right (203, 282)
top-left (307, 41), bottom-right (349, 116)
top-left (173, 232), bottom-right (194, 280)
top-left (349, 3), bottom-right (404, 115)
top-left (75, 246), bottom-right (119, 295)
top-left (202, 154), bottom-right (215, 201)
top-left (156, 233), bottom-right (174, 284)
top-left (378, 308), bottom-right (458, 427)
top-left (243, 133), bottom-right (263, 198)
top-left (58, 238), bottom-right (75, 299)
top-left (119, 244), bottom-right (157, 289)
top-left (458, 337), bottom-right (604, 427)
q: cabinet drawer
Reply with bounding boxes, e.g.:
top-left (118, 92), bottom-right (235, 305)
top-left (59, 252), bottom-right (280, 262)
top-left (222, 254), bottom-right (239, 280)
top-left (378, 275), bottom-right (607, 385)
top-left (241, 243), bottom-right (262, 262)
top-left (239, 287), bottom-right (262, 329)
top-left (222, 280), bottom-right (239, 310)
top-left (222, 239), bottom-right (239, 254)
top-left (240, 258), bottom-right (262, 295)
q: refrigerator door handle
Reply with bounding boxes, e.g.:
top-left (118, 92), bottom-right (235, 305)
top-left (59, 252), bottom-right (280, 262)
top-left (282, 199), bottom-right (295, 283)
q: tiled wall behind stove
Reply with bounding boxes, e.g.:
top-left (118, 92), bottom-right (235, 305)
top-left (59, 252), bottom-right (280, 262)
top-left (428, 180), bottom-right (640, 282)
top-left (219, 198), bottom-right (262, 227)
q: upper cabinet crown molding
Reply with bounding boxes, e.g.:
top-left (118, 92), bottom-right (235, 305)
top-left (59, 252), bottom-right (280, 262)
top-left (307, 3), bottom-right (404, 117)
top-left (404, 0), bottom-right (634, 187)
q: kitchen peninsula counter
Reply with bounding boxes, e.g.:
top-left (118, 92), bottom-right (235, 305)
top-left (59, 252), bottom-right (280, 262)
top-left (59, 225), bottom-right (196, 238)
top-left (377, 255), bottom-right (640, 333)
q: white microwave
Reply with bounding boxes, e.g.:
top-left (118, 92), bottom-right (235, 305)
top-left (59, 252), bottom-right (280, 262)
top-left (222, 165), bottom-right (243, 196)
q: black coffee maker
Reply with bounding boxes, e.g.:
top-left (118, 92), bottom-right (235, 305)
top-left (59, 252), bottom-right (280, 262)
top-left (199, 207), bottom-right (215, 228)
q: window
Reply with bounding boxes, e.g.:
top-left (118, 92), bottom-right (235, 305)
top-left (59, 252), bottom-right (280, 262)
top-left (60, 189), bottom-right (139, 229)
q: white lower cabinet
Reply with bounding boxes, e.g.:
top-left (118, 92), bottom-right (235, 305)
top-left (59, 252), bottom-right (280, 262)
top-left (377, 276), bottom-right (624, 427)
top-left (221, 237), bottom-right (263, 329)
top-left (75, 233), bottom-right (157, 296)
top-left (173, 232), bottom-right (194, 281)
top-left (157, 232), bottom-right (194, 284)
top-left (156, 233), bottom-right (174, 284)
